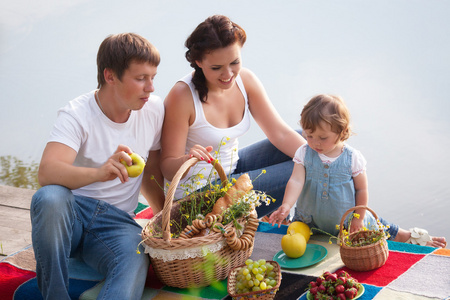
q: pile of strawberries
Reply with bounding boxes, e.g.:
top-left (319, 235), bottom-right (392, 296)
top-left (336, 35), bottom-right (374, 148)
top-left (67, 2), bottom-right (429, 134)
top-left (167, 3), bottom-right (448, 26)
top-left (308, 270), bottom-right (361, 300)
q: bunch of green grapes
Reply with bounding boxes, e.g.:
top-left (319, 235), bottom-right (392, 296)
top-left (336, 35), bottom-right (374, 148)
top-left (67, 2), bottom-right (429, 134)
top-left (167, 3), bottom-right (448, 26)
top-left (234, 259), bottom-right (278, 294)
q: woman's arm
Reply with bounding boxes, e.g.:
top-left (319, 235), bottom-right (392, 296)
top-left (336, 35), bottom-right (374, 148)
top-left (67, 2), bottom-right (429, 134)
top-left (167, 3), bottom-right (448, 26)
top-left (160, 82), bottom-right (215, 181)
top-left (351, 170), bottom-right (369, 232)
top-left (38, 142), bottom-right (132, 189)
top-left (240, 68), bottom-right (306, 158)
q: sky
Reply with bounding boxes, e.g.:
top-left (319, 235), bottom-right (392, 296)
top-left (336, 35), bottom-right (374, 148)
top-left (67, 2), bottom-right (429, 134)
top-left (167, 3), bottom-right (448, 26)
top-left (1, 0), bottom-right (449, 163)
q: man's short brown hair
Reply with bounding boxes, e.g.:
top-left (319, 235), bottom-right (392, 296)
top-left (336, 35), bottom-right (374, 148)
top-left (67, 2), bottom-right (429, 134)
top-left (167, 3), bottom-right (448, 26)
top-left (96, 33), bottom-right (160, 88)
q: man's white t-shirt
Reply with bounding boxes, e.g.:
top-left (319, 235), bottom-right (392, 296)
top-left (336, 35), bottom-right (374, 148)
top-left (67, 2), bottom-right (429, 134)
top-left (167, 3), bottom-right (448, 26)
top-left (48, 90), bottom-right (164, 215)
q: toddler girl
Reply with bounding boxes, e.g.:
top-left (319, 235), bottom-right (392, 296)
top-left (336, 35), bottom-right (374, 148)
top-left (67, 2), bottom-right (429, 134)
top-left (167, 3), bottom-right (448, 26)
top-left (269, 94), bottom-right (447, 248)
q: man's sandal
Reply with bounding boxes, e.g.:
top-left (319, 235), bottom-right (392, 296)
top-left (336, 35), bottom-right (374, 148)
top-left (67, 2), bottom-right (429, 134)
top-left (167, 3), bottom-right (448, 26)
top-left (406, 227), bottom-right (432, 246)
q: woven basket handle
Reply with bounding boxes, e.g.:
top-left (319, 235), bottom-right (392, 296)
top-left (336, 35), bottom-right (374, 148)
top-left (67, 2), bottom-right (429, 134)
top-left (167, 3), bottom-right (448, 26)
top-left (338, 205), bottom-right (379, 238)
top-left (162, 157), bottom-right (228, 242)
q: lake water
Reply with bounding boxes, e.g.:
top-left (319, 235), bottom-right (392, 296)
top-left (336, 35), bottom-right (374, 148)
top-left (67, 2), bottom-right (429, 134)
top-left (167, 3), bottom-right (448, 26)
top-left (1, 1), bottom-right (449, 240)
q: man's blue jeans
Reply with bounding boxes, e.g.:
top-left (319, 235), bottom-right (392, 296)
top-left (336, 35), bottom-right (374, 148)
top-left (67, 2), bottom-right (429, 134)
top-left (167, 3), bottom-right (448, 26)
top-left (30, 185), bottom-right (149, 299)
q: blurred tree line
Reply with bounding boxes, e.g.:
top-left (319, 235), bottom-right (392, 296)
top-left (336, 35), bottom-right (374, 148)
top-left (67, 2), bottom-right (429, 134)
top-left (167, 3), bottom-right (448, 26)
top-left (0, 156), bottom-right (39, 189)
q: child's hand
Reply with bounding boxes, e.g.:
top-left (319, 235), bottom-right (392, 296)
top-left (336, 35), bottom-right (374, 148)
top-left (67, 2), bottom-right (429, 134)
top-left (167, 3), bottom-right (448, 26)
top-left (349, 218), bottom-right (364, 233)
top-left (268, 204), bottom-right (290, 228)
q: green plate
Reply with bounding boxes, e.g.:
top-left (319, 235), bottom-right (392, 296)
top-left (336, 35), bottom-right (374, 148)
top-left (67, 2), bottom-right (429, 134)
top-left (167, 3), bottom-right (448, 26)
top-left (273, 244), bottom-right (327, 269)
top-left (306, 283), bottom-right (365, 300)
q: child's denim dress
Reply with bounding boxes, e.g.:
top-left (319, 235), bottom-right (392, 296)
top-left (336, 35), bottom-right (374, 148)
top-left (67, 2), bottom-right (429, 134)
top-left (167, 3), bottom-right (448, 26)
top-left (294, 144), bottom-right (378, 236)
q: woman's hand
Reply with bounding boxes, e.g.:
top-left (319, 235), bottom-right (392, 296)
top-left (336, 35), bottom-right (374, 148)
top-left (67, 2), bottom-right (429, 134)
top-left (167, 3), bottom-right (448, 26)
top-left (268, 204), bottom-right (291, 228)
top-left (187, 145), bottom-right (215, 163)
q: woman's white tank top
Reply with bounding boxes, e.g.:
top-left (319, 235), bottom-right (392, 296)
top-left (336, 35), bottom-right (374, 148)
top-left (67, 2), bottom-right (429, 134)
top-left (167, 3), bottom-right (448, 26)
top-left (173, 72), bottom-right (251, 199)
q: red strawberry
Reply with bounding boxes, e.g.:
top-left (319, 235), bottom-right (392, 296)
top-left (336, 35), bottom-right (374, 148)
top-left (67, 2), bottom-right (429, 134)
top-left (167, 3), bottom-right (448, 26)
top-left (309, 281), bottom-right (317, 288)
top-left (337, 270), bottom-right (349, 278)
top-left (326, 273), bottom-right (337, 282)
top-left (335, 284), bottom-right (345, 294)
top-left (316, 277), bottom-right (324, 285)
top-left (337, 276), bottom-right (347, 285)
top-left (336, 293), bottom-right (346, 300)
top-left (323, 271), bottom-right (332, 277)
top-left (318, 284), bottom-right (326, 293)
top-left (345, 287), bottom-right (358, 299)
top-left (345, 278), bottom-right (358, 289)
top-left (309, 286), bottom-right (318, 295)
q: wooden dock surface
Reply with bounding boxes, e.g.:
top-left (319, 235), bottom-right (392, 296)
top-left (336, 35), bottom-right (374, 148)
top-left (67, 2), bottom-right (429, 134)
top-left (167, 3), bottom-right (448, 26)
top-left (0, 185), bottom-right (35, 257)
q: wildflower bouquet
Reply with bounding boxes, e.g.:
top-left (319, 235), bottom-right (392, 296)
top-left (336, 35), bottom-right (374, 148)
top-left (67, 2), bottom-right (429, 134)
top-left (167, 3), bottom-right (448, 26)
top-left (170, 172), bottom-right (272, 238)
top-left (338, 213), bottom-right (390, 248)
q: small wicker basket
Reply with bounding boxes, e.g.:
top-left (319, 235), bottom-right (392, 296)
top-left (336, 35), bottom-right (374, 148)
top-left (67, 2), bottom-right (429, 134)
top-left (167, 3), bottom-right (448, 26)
top-left (339, 206), bottom-right (389, 271)
top-left (227, 261), bottom-right (281, 300)
top-left (141, 158), bottom-right (255, 288)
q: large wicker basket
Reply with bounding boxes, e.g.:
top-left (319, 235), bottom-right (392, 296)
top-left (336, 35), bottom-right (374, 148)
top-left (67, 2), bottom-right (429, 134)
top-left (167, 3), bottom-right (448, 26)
top-left (227, 261), bottom-right (281, 300)
top-left (141, 157), bottom-right (255, 288)
top-left (339, 206), bottom-right (389, 271)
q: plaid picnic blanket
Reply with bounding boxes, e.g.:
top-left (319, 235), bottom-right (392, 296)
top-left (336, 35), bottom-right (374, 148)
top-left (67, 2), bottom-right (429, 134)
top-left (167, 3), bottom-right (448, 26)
top-left (1, 208), bottom-right (449, 299)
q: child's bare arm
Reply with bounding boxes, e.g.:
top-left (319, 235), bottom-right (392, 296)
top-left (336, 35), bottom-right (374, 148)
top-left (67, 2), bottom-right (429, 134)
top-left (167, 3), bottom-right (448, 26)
top-left (269, 163), bottom-right (305, 227)
top-left (351, 171), bottom-right (369, 232)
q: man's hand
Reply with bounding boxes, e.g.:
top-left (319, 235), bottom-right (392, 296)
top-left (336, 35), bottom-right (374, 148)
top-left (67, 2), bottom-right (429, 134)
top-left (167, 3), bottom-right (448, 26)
top-left (97, 144), bottom-right (134, 183)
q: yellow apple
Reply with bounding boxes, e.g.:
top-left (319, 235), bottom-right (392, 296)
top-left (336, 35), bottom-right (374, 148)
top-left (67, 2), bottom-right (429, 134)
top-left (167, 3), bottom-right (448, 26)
top-left (121, 153), bottom-right (145, 177)
top-left (281, 231), bottom-right (307, 258)
top-left (287, 221), bottom-right (311, 242)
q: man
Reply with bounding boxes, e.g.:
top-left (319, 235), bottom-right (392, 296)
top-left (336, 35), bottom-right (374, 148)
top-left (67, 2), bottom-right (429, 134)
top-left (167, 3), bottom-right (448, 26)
top-left (30, 33), bottom-right (164, 299)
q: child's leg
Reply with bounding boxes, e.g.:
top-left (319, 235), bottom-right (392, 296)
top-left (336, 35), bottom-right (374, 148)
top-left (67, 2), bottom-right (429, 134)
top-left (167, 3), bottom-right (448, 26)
top-left (393, 227), bottom-right (447, 248)
top-left (379, 218), bottom-right (446, 248)
top-left (378, 218), bottom-right (399, 240)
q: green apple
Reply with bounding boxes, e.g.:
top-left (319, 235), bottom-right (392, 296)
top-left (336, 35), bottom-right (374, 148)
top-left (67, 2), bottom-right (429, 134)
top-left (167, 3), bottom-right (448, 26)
top-left (121, 152), bottom-right (146, 177)
top-left (281, 230), bottom-right (307, 258)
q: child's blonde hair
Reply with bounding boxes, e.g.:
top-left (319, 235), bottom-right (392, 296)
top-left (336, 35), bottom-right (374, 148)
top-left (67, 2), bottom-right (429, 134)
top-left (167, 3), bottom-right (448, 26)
top-left (300, 94), bottom-right (352, 142)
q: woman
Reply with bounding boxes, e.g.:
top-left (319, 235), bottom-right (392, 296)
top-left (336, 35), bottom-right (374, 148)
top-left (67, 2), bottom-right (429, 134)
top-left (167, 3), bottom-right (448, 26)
top-left (161, 15), bottom-right (305, 217)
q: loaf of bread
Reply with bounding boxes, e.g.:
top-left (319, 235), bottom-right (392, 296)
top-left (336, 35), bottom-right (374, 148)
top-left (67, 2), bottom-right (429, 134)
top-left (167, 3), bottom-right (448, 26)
top-left (206, 173), bottom-right (253, 217)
